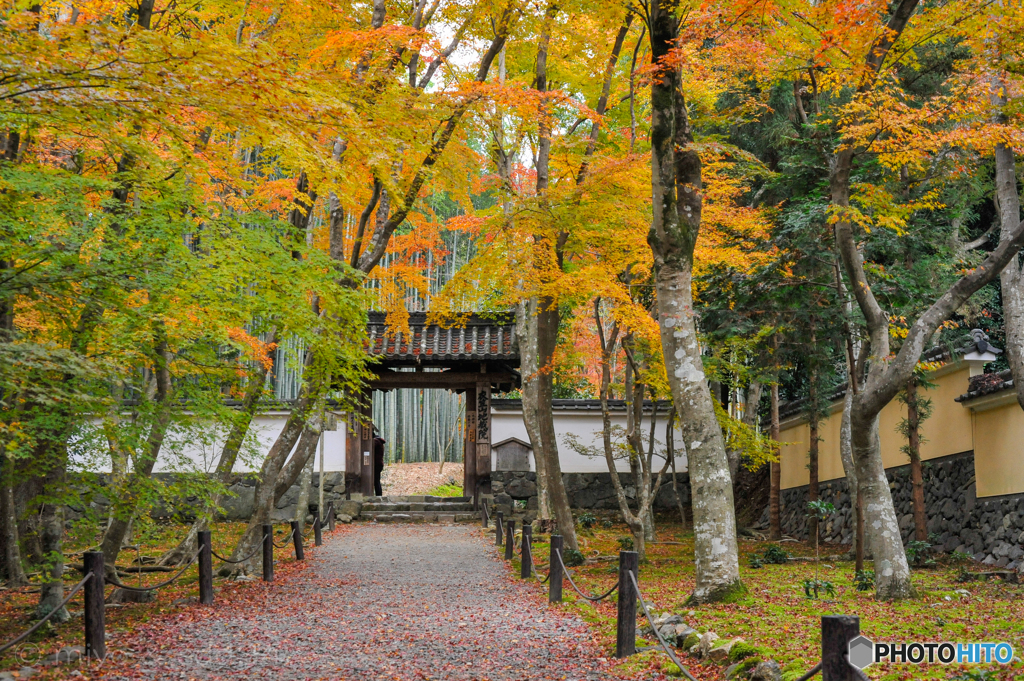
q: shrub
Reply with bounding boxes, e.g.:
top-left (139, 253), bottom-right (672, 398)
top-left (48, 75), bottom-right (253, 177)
top-left (748, 555), bottom-right (764, 569)
top-left (562, 548), bottom-right (585, 567)
top-left (905, 539), bottom-right (933, 566)
top-left (762, 544), bottom-right (790, 564)
top-left (853, 569), bottom-right (875, 592)
top-left (802, 578), bottom-right (836, 599)
top-left (617, 536), bottom-right (634, 551)
top-left (601, 519), bottom-right (613, 529)
top-left (577, 512), bottom-right (597, 529)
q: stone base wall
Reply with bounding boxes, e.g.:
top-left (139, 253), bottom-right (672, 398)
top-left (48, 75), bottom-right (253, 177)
top-left (490, 471), bottom-right (690, 522)
top-left (758, 452), bottom-right (1024, 569)
top-left (65, 472), bottom-right (350, 525)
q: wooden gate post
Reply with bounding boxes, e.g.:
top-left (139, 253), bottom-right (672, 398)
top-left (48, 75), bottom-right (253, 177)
top-left (822, 615), bottom-right (860, 681)
top-left (521, 524), bottom-right (532, 579)
top-left (615, 550), bottom-right (639, 659)
top-left (504, 519), bottom-right (515, 560)
top-left (360, 393), bottom-right (374, 497)
top-left (291, 520), bottom-right (304, 560)
top-left (464, 386), bottom-right (477, 508)
top-left (496, 512), bottom-right (504, 546)
top-left (549, 535), bottom-right (563, 603)
top-left (82, 551), bottom-right (106, 661)
top-left (313, 514), bottom-right (323, 547)
top-left (328, 503), bottom-right (335, 532)
top-left (198, 530), bottom-right (213, 605)
top-left (262, 524), bottom-right (274, 582)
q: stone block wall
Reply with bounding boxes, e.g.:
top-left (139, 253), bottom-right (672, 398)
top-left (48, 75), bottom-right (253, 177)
top-left (758, 452), bottom-right (1024, 569)
top-left (490, 470), bottom-right (690, 522)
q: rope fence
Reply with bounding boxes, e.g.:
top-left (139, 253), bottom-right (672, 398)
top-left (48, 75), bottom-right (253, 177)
top-left (0, 503), bottom-right (339, 662)
top-left (498, 528), bottom-right (871, 681)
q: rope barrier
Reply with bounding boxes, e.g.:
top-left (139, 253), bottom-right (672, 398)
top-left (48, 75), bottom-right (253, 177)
top-left (211, 540), bottom-right (263, 565)
top-left (106, 549), bottom-right (201, 592)
top-left (0, 574), bottom-right (93, 655)
top-left (272, 528), bottom-right (296, 548)
top-left (627, 571), bottom-right (698, 681)
top-left (555, 550), bottom-right (618, 602)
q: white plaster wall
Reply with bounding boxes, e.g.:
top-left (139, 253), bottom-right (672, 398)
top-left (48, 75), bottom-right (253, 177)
top-left (490, 409), bottom-right (686, 474)
top-left (74, 415), bottom-right (347, 474)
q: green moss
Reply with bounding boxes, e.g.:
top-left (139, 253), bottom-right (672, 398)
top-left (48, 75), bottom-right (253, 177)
top-left (687, 579), bottom-right (748, 605)
top-left (681, 632), bottom-right (701, 649)
top-left (663, 663), bottom-right (684, 677)
top-left (728, 642), bottom-right (766, 663)
top-left (728, 657), bottom-right (762, 678)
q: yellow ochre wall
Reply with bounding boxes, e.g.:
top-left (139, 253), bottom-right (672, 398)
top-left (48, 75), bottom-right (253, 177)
top-left (972, 401), bottom-right (1024, 498)
top-left (779, 365), bottom-right (975, 492)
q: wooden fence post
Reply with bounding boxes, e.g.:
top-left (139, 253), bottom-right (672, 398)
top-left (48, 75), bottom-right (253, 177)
top-left (481, 501), bottom-right (489, 528)
top-left (314, 514), bottom-right (323, 547)
top-left (328, 503), bottom-right (335, 532)
top-left (822, 615), bottom-right (860, 681)
top-left (615, 550), bottom-right (638, 659)
top-left (504, 520), bottom-right (515, 560)
top-left (521, 524), bottom-right (532, 579)
top-left (198, 530), bottom-right (213, 605)
top-left (262, 524), bottom-right (274, 582)
top-left (83, 551), bottom-right (105, 661)
top-left (549, 535), bottom-right (563, 604)
top-left (291, 520), bottom-right (304, 560)
top-left (496, 512), bottom-right (504, 546)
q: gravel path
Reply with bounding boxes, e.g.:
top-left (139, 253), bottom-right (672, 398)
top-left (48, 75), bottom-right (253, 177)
top-left (112, 524), bottom-right (618, 680)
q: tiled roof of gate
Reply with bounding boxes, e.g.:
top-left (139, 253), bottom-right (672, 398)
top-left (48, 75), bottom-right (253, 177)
top-left (367, 311), bottom-right (518, 365)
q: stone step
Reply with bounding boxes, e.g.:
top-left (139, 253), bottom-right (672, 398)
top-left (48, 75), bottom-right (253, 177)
top-left (362, 502), bottom-right (476, 512)
top-left (358, 511), bottom-right (480, 523)
top-left (363, 495), bottom-right (472, 504)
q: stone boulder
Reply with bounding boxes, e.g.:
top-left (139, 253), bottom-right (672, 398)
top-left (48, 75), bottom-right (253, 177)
top-left (708, 638), bottom-right (744, 663)
top-left (696, 632), bottom-right (720, 658)
top-left (751, 660), bottom-right (782, 681)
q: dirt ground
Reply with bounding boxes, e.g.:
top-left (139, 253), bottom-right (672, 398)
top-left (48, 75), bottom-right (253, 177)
top-left (380, 462), bottom-right (464, 496)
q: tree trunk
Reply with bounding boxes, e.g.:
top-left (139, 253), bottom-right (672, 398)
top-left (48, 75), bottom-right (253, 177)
top-left (36, 456), bottom-right (68, 621)
top-left (807, 371), bottom-right (819, 543)
top-left (294, 445), bottom-right (315, 532)
top-left (516, 300), bottom-right (552, 521)
top-left (648, 0), bottom-right (742, 603)
top-left (0, 453), bottom-right (27, 585)
top-left (906, 377), bottom-right (927, 542)
top-left (222, 362), bottom-right (319, 575)
top-left (838, 388), bottom-right (864, 569)
top-left (769, 382), bottom-right (782, 541)
top-left (995, 137), bottom-right (1024, 410)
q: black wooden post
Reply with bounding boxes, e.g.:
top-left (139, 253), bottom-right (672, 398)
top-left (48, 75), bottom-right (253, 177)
top-left (504, 519), bottom-right (515, 560)
top-left (82, 551), bottom-right (105, 661)
top-left (198, 530), bottom-right (213, 605)
top-left (313, 514), bottom-right (323, 547)
top-left (549, 535), bottom-right (563, 604)
top-left (496, 512), bottom-right (504, 546)
top-left (291, 520), bottom-right (304, 560)
top-left (521, 524), bottom-right (532, 579)
top-left (822, 615), bottom-right (860, 681)
top-left (615, 550), bottom-right (638, 659)
top-left (262, 524), bottom-right (274, 582)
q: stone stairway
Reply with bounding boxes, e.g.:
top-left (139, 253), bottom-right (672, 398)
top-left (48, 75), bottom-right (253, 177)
top-left (358, 495), bottom-right (480, 523)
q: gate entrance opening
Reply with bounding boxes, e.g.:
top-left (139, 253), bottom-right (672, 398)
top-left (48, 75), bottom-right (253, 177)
top-left (345, 312), bottom-right (520, 507)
